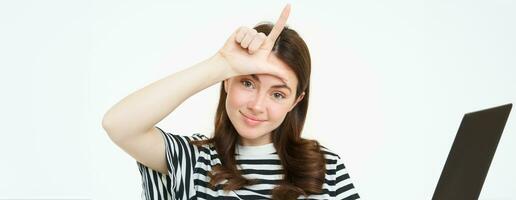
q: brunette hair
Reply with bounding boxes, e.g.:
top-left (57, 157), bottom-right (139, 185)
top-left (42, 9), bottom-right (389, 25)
top-left (191, 22), bottom-right (326, 199)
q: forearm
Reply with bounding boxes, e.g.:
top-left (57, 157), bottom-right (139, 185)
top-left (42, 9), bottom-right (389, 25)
top-left (102, 53), bottom-right (234, 141)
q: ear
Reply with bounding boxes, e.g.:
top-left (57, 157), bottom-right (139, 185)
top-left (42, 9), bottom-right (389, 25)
top-left (289, 91), bottom-right (305, 112)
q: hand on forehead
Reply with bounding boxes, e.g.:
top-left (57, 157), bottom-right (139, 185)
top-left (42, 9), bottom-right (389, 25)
top-left (266, 53), bottom-right (296, 85)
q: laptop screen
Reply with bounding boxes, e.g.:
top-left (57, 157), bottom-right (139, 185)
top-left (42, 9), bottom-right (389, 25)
top-left (432, 103), bottom-right (512, 200)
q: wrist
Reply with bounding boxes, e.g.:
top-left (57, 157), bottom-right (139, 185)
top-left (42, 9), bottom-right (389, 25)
top-left (209, 52), bottom-right (237, 80)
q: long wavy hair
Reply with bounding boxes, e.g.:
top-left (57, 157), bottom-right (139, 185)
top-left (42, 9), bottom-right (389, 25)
top-left (191, 22), bottom-right (326, 199)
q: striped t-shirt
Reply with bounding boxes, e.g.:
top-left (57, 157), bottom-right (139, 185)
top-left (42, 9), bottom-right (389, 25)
top-left (137, 127), bottom-right (360, 199)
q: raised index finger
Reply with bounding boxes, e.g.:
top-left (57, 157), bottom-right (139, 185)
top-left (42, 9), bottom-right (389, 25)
top-left (262, 4), bottom-right (291, 50)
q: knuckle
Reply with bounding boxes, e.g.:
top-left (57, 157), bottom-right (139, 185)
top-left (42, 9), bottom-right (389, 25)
top-left (242, 35), bottom-right (251, 43)
top-left (236, 35), bottom-right (243, 43)
top-left (257, 33), bottom-right (266, 41)
top-left (242, 39), bottom-right (250, 48)
top-left (247, 30), bottom-right (256, 37)
top-left (249, 40), bottom-right (258, 48)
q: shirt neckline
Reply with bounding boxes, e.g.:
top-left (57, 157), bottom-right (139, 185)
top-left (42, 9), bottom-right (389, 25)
top-left (236, 142), bottom-right (276, 155)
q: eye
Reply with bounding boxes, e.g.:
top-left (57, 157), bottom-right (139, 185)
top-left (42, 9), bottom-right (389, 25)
top-left (241, 79), bottom-right (254, 89)
top-left (273, 92), bottom-right (286, 100)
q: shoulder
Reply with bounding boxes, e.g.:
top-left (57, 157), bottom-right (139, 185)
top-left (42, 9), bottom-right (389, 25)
top-left (191, 133), bottom-right (210, 141)
top-left (154, 126), bottom-right (212, 150)
top-left (155, 126), bottom-right (208, 141)
top-left (318, 144), bottom-right (361, 198)
top-left (301, 139), bottom-right (345, 167)
top-left (318, 144), bottom-right (349, 173)
top-left (319, 144), bottom-right (342, 160)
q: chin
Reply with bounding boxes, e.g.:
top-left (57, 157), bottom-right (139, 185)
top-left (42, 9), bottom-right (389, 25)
top-left (235, 126), bottom-right (268, 140)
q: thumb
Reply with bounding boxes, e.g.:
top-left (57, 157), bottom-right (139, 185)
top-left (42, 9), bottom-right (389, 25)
top-left (262, 62), bottom-right (290, 85)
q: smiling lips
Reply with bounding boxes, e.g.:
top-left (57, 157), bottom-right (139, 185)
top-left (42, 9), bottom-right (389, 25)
top-left (240, 111), bottom-right (265, 126)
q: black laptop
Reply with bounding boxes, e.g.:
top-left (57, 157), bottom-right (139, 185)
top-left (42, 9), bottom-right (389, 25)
top-left (432, 103), bottom-right (512, 200)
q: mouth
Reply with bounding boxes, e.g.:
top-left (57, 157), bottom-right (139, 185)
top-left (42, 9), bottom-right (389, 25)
top-left (240, 111), bottom-right (265, 126)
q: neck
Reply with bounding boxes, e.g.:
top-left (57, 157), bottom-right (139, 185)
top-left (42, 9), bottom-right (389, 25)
top-left (238, 132), bottom-right (272, 146)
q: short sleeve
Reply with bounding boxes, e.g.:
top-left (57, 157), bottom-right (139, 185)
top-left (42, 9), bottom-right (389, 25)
top-left (332, 156), bottom-right (360, 199)
top-left (137, 159), bottom-right (173, 199)
top-left (136, 126), bottom-right (208, 200)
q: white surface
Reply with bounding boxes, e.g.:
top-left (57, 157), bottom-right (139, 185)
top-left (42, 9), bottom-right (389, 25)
top-left (0, 0), bottom-right (514, 199)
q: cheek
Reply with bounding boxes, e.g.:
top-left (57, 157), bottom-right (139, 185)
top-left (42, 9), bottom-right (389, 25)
top-left (267, 104), bottom-right (291, 120)
top-left (227, 87), bottom-right (251, 108)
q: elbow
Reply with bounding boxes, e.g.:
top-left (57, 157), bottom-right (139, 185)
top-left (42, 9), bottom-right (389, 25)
top-left (101, 113), bottom-right (114, 131)
top-left (102, 114), bottom-right (122, 142)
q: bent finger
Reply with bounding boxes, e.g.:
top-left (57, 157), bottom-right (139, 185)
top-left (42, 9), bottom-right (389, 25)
top-left (241, 29), bottom-right (257, 49)
top-left (235, 26), bottom-right (247, 43)
top-left (248, 33), bottom-right (267, 54)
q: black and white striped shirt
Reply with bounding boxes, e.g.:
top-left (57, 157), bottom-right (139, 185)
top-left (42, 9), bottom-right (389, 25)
top-left (137, 127), bottom-right (360, 199)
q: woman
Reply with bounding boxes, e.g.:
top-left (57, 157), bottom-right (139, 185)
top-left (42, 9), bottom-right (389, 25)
top-left (102, 4), bottom-right (360, 200)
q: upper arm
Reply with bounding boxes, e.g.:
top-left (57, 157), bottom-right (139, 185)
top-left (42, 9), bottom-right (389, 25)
top-left (108, 126), bottom-right (203, 198)
top-left (111, 126), bottom-right (168, 175)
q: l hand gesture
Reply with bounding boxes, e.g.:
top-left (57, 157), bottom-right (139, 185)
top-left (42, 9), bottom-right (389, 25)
top-left (218, 4), bottom-right (291, 83)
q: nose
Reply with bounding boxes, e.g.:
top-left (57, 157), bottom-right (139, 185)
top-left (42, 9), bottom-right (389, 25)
top-left (247, 92), bottom-right (266, 114)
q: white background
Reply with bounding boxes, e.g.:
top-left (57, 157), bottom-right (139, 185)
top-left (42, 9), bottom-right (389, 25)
top-left (1, 0), bottom-right (515, 199)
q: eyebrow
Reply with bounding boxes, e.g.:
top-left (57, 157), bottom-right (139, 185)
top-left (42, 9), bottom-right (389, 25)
top-left (249, 74), bottom-right (292, 93)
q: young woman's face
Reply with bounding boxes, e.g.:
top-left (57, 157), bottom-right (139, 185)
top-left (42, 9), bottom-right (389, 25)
top-left (224, 55), bottom-right (305, 146)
